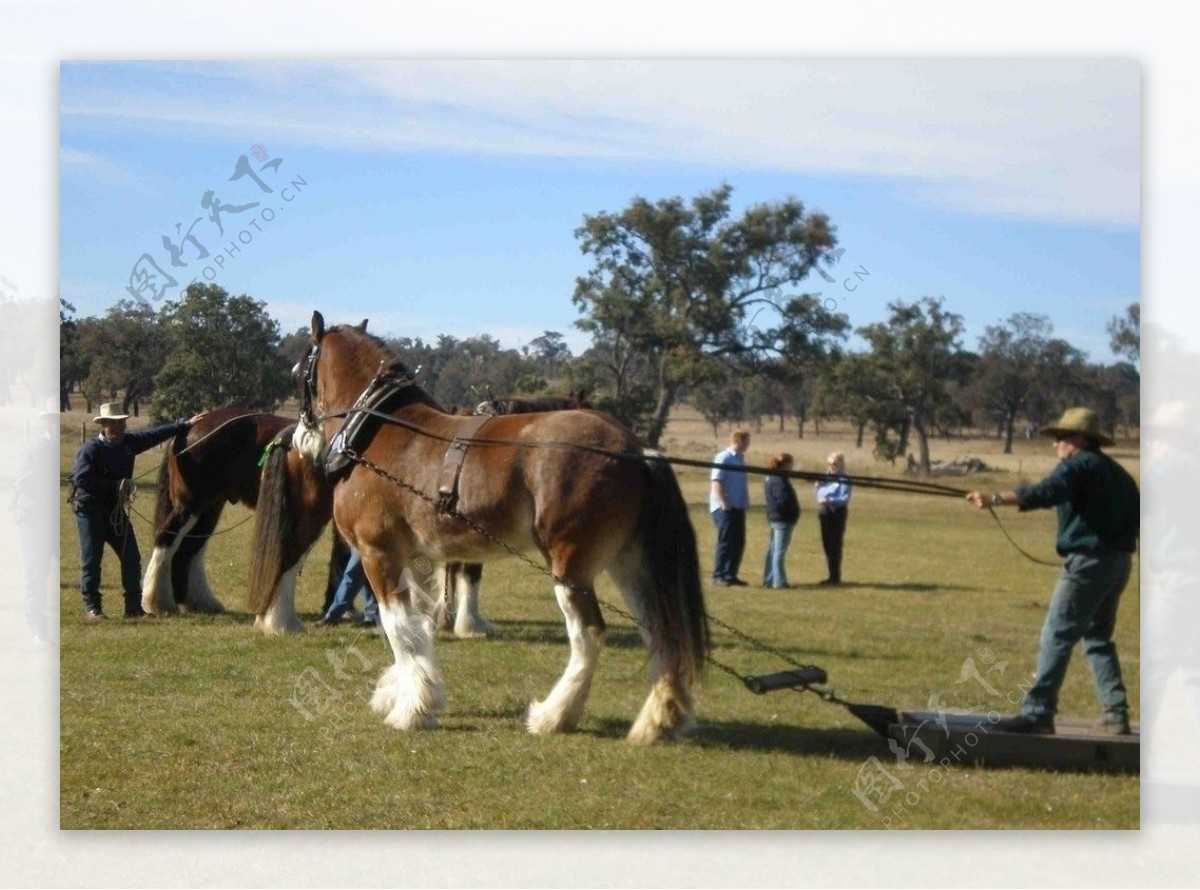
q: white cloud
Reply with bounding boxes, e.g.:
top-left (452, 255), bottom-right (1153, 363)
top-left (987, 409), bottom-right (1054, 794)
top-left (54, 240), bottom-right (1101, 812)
top-left (61, 60), bottom-right (1139, 225)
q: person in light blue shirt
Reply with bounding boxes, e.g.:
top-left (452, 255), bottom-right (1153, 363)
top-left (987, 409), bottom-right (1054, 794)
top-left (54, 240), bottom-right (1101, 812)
top-left (710, 430), bottom-right (751, 586)
top-left (814, 451), bottom-right (851, 585)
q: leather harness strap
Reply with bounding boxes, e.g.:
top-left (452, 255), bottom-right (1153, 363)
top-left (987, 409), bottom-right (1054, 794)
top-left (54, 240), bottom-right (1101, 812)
top-left (437, 413), bottom-right (493, 514)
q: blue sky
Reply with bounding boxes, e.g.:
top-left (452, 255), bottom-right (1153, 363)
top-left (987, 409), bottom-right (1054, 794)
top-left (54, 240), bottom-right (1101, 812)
top-left (60, 60), bottom-right (1139, 362)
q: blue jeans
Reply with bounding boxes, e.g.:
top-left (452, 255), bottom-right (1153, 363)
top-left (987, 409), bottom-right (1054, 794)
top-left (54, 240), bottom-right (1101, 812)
top-left (1021, 551), bottom-right (1131, 718)
top-left (323, 549), bottom-right (379, 623)
top-left (75, 501), bottom-right (142, 615)
top-left (711, 508), bottom-right (746, 581)
top-left (762, 521), bottom-right (794, 588)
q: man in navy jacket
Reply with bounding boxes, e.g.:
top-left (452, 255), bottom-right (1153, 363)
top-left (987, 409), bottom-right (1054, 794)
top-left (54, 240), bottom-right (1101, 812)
top-left (70, 403), bottom-right (204, 619)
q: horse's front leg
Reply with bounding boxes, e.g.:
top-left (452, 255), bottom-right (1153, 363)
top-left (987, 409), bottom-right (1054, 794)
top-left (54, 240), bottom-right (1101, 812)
top-left (142, 510), bottom-right (197, 615)
top-left (366, 552), bottom-right (446, 729)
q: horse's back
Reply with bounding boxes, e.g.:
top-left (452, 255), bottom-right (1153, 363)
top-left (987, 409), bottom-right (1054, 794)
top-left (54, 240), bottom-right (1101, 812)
top-left (174, 408), bottom-right (294, 508)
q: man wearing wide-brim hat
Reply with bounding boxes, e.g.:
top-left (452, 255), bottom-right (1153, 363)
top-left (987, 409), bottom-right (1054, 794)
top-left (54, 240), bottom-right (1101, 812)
top-left (966, 407), bottom-right (1140, 735)
top-left (70, 403), bottom-right (205, 620)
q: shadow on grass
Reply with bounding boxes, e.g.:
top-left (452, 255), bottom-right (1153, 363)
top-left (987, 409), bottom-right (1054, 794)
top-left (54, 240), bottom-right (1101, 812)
top-left (785, 581), bottom-right (993, 594)
top-left (581, 714), bottom-right (886, 760)
top-left (458, 619), bottom-right (647, 650)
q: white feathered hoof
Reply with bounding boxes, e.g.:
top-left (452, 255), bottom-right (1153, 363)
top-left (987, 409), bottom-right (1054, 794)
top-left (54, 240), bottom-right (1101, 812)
top-left (525, 698), bottom-right (581, 736)
top-left (371, 662), bottom-right (445, 729)
top-left (254, 611), bottom-right (305, 635)
top-left (626, 679), bottom-right (695, 746)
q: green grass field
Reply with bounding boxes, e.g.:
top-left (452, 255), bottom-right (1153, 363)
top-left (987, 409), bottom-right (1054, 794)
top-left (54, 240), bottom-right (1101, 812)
top-left (58, 407), bottom-right (1140, 829)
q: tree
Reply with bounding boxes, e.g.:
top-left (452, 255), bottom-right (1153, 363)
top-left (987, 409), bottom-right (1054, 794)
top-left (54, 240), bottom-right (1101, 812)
top-left (973, 313), bottom-right (1084, 454)
top-left (1107, 303), bottom-right (1140, 363)
top-left (856, 297), bottom-right (968, 474)
top-left (76, 300), bottom-right (170, 415)
top-left (59, 299), bottom-right (85, 410)
top-left (689, 361), bottom-right (747, 438)
top-left (526, 331), bottom-right (571, 378)
top-left (151, 284), bottom-right (292, 420)
top-left (573, 184), bottom-right (839, 446)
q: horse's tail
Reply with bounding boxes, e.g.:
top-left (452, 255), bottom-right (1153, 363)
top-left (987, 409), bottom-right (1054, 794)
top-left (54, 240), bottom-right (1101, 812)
top-left (151, 429), bottom-right (188, 542)
top-left (637, 454), bottom-right (710, 684)
top-left (247, 436), bottom-right (297, 615)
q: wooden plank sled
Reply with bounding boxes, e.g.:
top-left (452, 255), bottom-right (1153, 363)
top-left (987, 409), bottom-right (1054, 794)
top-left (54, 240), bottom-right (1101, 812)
top-left (883, 709), bottom-right (1140, 773)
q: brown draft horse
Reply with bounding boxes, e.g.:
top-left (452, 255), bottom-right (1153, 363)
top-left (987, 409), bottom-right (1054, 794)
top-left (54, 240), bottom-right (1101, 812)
top-left (142, 407), bottom-right (295, 615)
top-left (250, 312), bottom-right (709, 744)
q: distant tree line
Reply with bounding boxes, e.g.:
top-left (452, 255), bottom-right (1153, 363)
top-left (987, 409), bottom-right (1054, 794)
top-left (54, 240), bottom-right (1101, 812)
top-left (60, 186), bottom-right (1140, 472)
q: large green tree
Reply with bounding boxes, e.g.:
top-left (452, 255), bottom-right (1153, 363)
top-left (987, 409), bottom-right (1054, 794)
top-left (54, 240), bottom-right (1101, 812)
top-left (77, 299), bottom-right (170, 415)
top-left (572, 185), bottom-right (839, 446)
top-left (972, 313), bottom-right (1087, 454)
top-left (857, 297), bottom-right (969, 474)
top-left (151, 284), bottom-right (292, 420)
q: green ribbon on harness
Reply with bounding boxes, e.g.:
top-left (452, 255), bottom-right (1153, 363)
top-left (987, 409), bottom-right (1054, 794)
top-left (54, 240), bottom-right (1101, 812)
top-left (258, 437), bottom-right (285, 467)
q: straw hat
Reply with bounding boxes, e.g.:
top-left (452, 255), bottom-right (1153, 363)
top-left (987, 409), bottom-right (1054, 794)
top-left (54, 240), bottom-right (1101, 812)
top-left (1038, 407), bottom-right (1113, 447)
top-left (93, 402), bottom-right (131, 423)
top-left (38, 397), bottom-right (59, 419)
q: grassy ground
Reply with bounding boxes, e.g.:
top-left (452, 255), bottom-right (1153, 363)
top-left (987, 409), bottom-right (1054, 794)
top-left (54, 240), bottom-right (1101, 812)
top-left (58, 405), bottom-right (1140, 829)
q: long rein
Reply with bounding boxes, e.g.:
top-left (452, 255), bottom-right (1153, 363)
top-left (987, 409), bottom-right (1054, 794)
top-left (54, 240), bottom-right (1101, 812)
top-left (316, 403), bottom-right (1059, 567)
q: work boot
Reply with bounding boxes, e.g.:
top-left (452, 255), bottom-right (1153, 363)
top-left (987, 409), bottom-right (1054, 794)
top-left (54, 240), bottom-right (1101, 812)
top-left (994, 713), bottom-right (1055, 735)
top-left (1097, 710), bottom-right (1132, 735)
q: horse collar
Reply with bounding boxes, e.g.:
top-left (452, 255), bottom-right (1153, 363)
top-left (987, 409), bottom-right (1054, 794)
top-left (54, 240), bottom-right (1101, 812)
top-left (320, 364), bottom-right (421, 480)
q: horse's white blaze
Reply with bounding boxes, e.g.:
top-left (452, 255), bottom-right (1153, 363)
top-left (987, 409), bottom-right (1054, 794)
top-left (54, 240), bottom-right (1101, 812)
top-left (141, 515), bottom-right (198, 614)
top-left (453, 569), bottom-right (495, 639)
top-left (184, 540), bottom-right (225, 613)
top-left (292, 416), bottom-right (325, 463)
top-left (257, 561), bottom-right (305, 634)
top-left (527, 584), bottom-right (602, 735)
top-left (372, 594), bottom-right (445, 729)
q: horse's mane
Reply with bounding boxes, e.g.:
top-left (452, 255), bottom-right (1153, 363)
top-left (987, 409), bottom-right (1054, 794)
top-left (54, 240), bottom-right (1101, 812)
top-left (328, 324), bottom-right (446, 412)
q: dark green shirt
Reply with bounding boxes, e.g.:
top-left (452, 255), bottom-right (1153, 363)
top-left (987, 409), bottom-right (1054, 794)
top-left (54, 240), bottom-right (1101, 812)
top-left (1015, 448), bottom-right (1140, 555)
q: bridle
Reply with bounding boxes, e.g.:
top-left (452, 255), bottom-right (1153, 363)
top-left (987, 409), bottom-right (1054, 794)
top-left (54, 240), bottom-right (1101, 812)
top-left (298, 341), bottom-right (322, 429)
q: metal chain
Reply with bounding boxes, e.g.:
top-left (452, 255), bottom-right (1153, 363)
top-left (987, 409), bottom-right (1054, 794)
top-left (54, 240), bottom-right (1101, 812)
top-left (342, 446), bottom-right (849, 704)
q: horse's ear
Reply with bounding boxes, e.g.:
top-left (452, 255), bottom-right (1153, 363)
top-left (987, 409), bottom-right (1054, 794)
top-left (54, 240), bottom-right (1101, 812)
top-left (357, 319), bottom-right (369, 332)
top-left (311, 311), bottom-right (325, 342)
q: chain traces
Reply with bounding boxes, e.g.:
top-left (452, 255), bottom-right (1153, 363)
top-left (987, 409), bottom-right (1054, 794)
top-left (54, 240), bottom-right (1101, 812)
top-left (342, 446), bottom-right (842, 703)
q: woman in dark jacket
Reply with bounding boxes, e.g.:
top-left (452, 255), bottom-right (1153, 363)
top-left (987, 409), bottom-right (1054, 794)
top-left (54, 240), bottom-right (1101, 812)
top-left (762, 453), bottom-right (800, 589)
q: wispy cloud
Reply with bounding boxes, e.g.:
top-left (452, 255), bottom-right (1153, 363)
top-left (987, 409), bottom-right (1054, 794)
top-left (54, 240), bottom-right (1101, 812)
top-left (61, 60), bottom-right (1139, 226)
top-left (60, 145), bottom-right (160, 197)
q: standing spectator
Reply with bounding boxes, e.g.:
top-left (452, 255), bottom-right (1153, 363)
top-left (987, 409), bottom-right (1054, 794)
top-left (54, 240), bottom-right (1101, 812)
top-left (12, 399), bottom-right (60, 642)
top-left (317, 546), bottom-right (380, 628)
top-left (967, 407), bottom-right (1140, 735)
top-left (710, 430), bottom-right (751, 587)
top-left (814, 451), bottom-right (851, 585)
top-left (762, 453), bottom-right (800, 589)
top-left (70, 403), bottom-right (201, 620)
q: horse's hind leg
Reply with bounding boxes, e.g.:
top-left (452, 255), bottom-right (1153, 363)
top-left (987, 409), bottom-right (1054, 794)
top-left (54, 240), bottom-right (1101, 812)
top-left (608, 550), bottom-right (695, 745)
top-left (453, 563), bottom-right (494, 638)
top-left (142, 511), bottom-right (197, 615)
top-left (178, 506), bottom-right (225, 613)
top-left (369, 559), bottom-right (446, 729)
top-left (526, 583), bottom-right (605, 735)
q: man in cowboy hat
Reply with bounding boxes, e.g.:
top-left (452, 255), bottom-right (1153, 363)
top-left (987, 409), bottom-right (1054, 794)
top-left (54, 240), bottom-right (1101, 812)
top-left (967, 407), bottom-right (1140, 734)
top-left (70, 403), bottom-right (205, 620)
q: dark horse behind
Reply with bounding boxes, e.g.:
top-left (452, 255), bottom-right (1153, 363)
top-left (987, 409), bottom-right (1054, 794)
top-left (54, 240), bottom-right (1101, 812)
top-left (142, 407), bottom-right (295, 615)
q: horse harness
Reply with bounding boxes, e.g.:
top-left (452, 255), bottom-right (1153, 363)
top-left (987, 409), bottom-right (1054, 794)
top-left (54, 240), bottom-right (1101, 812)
top-left (304, 342), bottom-right (494, 516)
top-left (436, 412), bottom-right (492, 514)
